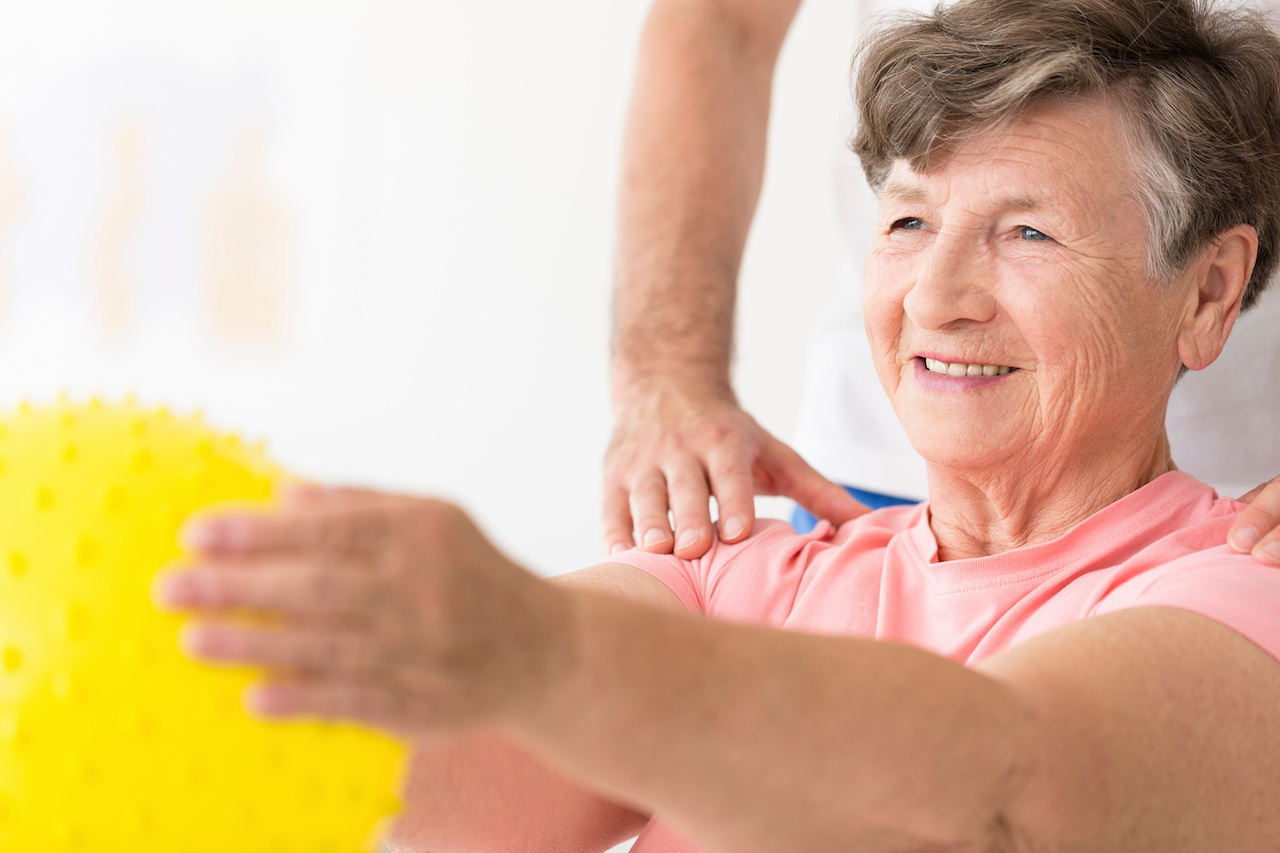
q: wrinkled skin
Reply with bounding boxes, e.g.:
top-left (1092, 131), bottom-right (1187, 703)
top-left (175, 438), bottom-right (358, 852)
top-left (157, 487), bottom-right (574, 736)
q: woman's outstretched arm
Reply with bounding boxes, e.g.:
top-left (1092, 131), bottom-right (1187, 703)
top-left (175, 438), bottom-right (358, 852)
top-left (162, 489), bottom-right (1280, 852)
top-left (382, 566), bottom-right (683, 852)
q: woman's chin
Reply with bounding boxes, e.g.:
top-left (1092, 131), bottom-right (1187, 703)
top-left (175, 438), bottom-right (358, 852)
top-left (908, 429), bottom-right (1020, 473)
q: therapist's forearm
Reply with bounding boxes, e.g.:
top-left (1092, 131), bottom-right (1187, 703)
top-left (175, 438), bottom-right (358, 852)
top-left (612, 0), bottom-right (799, 404)
top-left (505, 587), bottom-right (1031, 853)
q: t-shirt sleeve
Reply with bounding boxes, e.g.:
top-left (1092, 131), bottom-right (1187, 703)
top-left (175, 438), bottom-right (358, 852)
top-left (604, 519), bottom-right (829, 620)
top-left (1096, 545), bottom-right (1280, 663)
top-left (601, 548), bottom-right (707, 614)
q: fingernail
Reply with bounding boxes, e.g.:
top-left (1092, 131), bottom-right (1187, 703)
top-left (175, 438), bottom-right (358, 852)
top-left (244, 685), bottom-right (272, 715)
top-left (1231, 525), bottom-right (1260, 553)
top-left (179, 520), bottom-right (221, 551)
top-left (176, 623), bottom-right (203, 655)
top-left (1261, 539), bottom-right (1280, 566)
top-left (642, 528), bottom-right (669, 549)
top-left (152, 573), bottom-right (193, 609)
top-left (282, 481), bottom-right (324, 504)
top-left (281, 483), bottom-right (311, 502)
top-left (675, 529), bottom-right (701, 551)
top-left (609, 542), bottom-right (629, 555)
top-left (721, 517), bottom-right (745, 540)
top-left (245, 684), bottom-right (290, 718)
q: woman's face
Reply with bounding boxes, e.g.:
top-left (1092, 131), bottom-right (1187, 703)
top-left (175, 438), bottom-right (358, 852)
top-left (864, 98), bottom-right (1191, 479)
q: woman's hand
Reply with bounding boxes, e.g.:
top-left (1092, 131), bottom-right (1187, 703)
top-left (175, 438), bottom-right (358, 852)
top-left (603, 390), bottom-right (868, 559)
top-left (1230, 476), bottom-right (1280, 565)
top-left (155, 488), bottom-right (575, 736)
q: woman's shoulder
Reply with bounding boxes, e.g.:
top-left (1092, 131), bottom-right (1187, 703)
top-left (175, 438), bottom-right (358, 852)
top-left (601, 509), bottom-right (923, 624)
top-left (1092, 473), bottom-right (1280, 662)
top-left (1058, 471), bottom-right (1242, 562)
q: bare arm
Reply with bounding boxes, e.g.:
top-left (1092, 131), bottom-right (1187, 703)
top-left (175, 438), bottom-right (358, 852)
top-left (607, 0), bottom-right (863, 559)
top-left (384, 567), bottom-right (685, 853)
top-left (516, 592), bottom-right (1280, 852)
top-left (613, 0), bottom-right (794, 378)
top-left (167, 491), bottom-right (1280, 852)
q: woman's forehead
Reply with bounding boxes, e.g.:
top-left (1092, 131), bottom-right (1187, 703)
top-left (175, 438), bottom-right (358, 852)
top-left (882, 99), bottom-right (1140, 217)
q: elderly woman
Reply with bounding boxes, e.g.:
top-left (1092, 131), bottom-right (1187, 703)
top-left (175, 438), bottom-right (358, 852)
top-left (161, 0), bottom-right (1280, 849)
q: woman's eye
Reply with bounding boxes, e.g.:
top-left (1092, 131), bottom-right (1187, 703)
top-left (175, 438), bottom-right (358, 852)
top-left (891, 217), bottom-right (926, 231)
top-left (1018, 225), bottom-right (1050, 241)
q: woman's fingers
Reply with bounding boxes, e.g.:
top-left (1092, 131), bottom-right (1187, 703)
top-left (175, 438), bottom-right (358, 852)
top-left (156, 558), bottom-right (383, 621)
top-left (163, 492), bottom-right (566, 738)
top-left (181, 622), bottom-right (383, 675)
top-left (1231, 477), bottom-right (1280, 565)
top-left (246, 679), bottom-right (411, 731)
top-left (182, 499), bottom-right (402, 557)
top-left (280, 483), bottom-right (388, 508)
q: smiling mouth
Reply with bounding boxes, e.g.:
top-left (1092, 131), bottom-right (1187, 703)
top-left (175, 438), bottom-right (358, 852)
top-left (923, 357), bottom-right (1017, 377)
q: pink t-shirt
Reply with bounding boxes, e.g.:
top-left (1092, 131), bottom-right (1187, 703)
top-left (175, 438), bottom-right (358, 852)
top-left (609, 471), bottom-right (1280, 852)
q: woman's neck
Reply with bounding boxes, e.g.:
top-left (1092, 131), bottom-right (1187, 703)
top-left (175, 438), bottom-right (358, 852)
top-left (925, 429), bottom-right (1176, 561)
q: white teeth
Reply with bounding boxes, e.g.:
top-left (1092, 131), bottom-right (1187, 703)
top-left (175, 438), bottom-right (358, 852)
top-left (924, 357), bottom-right (1013, 376)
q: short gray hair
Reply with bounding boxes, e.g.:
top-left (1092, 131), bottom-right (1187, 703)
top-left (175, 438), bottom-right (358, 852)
top-left (853, 0), bottom-right (1280, 309)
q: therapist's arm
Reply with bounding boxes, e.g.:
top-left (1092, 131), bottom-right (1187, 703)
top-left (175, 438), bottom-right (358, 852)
top-left (163, 490), bottom-right (1280, 852)
top-left (607, 0), bottom-right (864, 560)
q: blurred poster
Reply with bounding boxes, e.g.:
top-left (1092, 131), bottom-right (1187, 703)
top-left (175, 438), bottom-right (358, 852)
top-left (3, 56), bottom-right (299, 355)
top-left (0, 5), bottom-right (357, 458)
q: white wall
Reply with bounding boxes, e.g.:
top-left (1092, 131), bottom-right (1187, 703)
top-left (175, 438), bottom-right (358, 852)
top-left (0, 0), bottom-right (860, 579)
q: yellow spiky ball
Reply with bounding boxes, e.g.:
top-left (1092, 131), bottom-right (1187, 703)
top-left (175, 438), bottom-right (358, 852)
top-left (0, 399), bottom-right (404, 851)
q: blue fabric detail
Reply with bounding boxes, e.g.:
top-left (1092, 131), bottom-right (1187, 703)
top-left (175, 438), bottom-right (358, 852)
top-left (789, 485), bottom-right (917, 533)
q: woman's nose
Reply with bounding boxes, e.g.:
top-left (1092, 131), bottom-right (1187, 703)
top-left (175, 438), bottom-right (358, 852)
top-left (902, 232), bottom-right (998, 330)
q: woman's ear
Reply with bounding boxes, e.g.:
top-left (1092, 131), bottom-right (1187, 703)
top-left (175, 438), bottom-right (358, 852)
top-left (1176, 224), bottom-right (1257, 372)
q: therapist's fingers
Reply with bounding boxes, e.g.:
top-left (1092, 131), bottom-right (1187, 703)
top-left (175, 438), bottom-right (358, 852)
top-left (629, 469), bottom-right (675, 554)
top-left (1230, 477), bottom-right (1280, 565)
top-left (760, 438), bottom-right (869, 527)
top-left (705, 441), bottom-right (757, 545)
top-left (601, 483), bottom-right (638, 555)
top-left (666, 459), bottom-right (714, 558)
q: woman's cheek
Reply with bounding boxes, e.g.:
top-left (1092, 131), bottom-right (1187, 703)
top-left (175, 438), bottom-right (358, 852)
top-left (863, 255), bottom-right (911, 338)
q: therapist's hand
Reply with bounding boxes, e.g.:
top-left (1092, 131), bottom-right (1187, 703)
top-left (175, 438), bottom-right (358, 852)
top-left (155, 487), bottom-right (574, 736)
top-left (602, 387), bottom-right (867, 559)
top-left (1230, 476), bottom-right (1280, 565)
